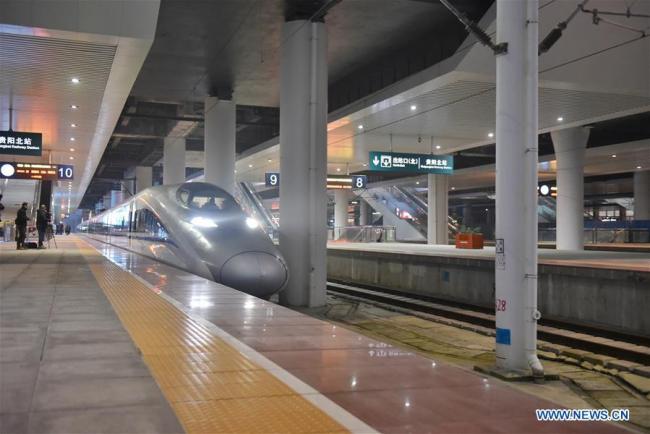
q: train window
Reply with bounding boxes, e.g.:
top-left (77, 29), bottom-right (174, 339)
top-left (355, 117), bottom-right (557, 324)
top-left (176, 183), bottom-right (239, 213)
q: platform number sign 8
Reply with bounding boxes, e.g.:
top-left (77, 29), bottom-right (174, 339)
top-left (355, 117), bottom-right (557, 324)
top-left (57, 164), bottom-right (74, 180)
top-left (265, 172), bottom-right (280, 187)
top-left (351, 175), bottom-right (367, 189)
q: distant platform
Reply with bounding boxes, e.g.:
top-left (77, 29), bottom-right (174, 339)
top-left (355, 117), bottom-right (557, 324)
top-left (327, 243), bottom-right (650, 337)
top-left (328, 242), bottom-right (650, 273)
top-left (0, 236), bottom-right (627, 433)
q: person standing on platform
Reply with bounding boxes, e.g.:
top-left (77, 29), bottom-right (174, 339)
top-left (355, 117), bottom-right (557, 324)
top-left (36, 204), bottom-right (50, 249)
top-left (15, 202), bottom-right (29, 250)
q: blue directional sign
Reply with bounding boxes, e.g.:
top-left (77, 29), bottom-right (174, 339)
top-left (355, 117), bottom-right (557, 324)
top-left (369, 151), bottom-right (453, 175)
top-left (351, 175), bottom-right (367, 189)
top-left (265, 172), bottom-right (280, 187)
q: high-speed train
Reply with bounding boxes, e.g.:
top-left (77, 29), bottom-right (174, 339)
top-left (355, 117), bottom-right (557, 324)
top-left (80, 182), bottom-right (288, 298)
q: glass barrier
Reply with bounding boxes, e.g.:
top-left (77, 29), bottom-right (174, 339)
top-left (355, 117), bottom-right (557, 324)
top-left (329, 226), bottom-right (396, 243)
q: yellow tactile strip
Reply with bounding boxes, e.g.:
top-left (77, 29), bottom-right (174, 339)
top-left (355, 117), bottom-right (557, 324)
top-left (76, 241), bottom-right (348, 434)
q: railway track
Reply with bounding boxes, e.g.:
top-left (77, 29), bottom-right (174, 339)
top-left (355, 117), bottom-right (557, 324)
top-left (327, 280), bottom-right (650, 366)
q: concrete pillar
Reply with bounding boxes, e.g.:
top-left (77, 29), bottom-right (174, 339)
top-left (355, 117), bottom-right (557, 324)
top-left (334, 189), bottom-right (349, 233)
top-left (359, 200), bottom-right (369, 226)
top-left (634, 170), bottom-right (650, 220)
top-left (551, 127), bottom-right (590, 250)
top-left (279, 20), bottom-right (328, 308)
top-left (110, 190), bottom-right (123, 208)
top-left (463, 203), bottom-right (472, 227)
top-left (163, 137), bottom-right (186, 185)
top-left (134, 166), bottom-right (152, 194)
top-left (427, 174), bottom-right (449, 244)
top-left (494, 0), bottom-right (543, 375)
top-left (102, 193), bottom-right (111, 210)
top-left (204, 97), bottom-right (236, 194)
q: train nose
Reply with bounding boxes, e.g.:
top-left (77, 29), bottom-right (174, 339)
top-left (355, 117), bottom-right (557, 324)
top-left (218, 252), bottom-right (288, 297)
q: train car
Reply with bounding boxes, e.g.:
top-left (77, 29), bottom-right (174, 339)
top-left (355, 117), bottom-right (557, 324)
top-left (81, 182), bottom-right (288, 298)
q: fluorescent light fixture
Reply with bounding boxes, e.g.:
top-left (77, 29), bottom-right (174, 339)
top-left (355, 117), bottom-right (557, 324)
top-left (245, 217), bottom-right (259, 229)
top-left (70, 123), bottom-right (77, 128)
top-left (71, 78), bottom-right (80, 84)
top-left (70, 104), bottom-right (78, 109)
top-left (557, 116), bottom-right (564, 122)
top-left (248, 164), bottom-right (253, 168)
top-left (336, 167), bottom-right (341, 172)
top-left (435, 145), bottom-right (441, 150)
top-left (416, 181), bottom-right (420, 185)
top-left (637, 165), bottom-right (643, 169)
top-left (70, 137), bottom-right (75, 141)
top-left (451, 186), bottom-right (455, 190)
top-left (410, 105), bottom-right (417, 111)
top-left (191, 216), bottom-right (218, 228)
top-left (357, 124), bottom-right (364, 130)
top-left (488, 132), bottom-right (494, 138)
top-left (69, 148), bottom-right (75, 152)
top-left (69, 156), bottom-right (74, 160)
top-left (611, 154), bottom-right (617, 158)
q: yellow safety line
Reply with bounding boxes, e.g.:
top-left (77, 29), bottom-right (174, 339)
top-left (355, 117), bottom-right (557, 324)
top-left (76, 240), bottom-right (348, 434)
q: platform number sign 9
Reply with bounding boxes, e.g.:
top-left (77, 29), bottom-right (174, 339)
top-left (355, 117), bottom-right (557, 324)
top-left (265, 172), bottom-right (280, 187)
top-left (351, 175), bottom-right (367, 189)
top-left (57, 164), bottom-right (74, 180)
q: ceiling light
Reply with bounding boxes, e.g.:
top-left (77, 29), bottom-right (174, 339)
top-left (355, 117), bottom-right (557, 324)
top-left (611, 154), bottom-right (617, 158)
top-left (70, 137), bottom-right (75, 141)
top-left (336, 167), bottom-right (341, 172)
top-left (415, 181), bottom-right (420, 185)
top-left (435, 145), bottom-right (441, 150)
top-left (637, 166), bottom-right (643, 169)
top-left (362, 163), bottom-right (368, 167)
top-left (267, 159), bottom-right (272, 163)
top-left (451, 186), bottom-right (456, 190)
top-left (70, 123), bottom-right (77, 128)
top-left (357, 125), bottom-right (364, 130)
top-left (248, 164), bottom-right (253, 168)
top-left (70, 104), bottom-right (78, 109)
top-left (557, 116), bottom-right (564, 122)
top-left (69, 148), bottom-right (75, 152)
top-left (410, 105), bottom-right (417, 111)
top-left (69, 156), bottom-right (74, 160)
top-left (71, 78), bottom-right (80, 84)
top-left (487, 132), bottom-right (494, 138)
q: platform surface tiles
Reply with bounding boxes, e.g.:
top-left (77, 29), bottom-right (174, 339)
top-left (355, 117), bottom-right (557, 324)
top-left (0, 237), bottom-right (629, 433)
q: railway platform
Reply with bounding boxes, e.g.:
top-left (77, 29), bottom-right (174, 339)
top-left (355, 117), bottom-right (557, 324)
top-left (0, 237), bottom-right (633, 433)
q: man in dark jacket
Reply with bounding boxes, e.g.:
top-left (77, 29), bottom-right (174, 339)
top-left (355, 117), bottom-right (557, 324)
top-left (36, 204), bottom-right (50, 249)
top-left (15, 202), bottom-right (29, 250)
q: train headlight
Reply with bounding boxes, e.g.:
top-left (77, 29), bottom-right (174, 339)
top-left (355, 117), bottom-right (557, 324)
top-left (246, 217), bottom-right (259, 229)
top-left (191, 216), bottom-right (218, 228)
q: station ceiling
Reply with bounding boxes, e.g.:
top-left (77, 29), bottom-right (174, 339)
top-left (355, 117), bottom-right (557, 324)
top-left (80, 0), bottom-right (494, 207)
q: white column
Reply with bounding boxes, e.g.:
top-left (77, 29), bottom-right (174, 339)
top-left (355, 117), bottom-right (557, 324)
top-left (102, 193), bottom-right (111, 210)
top-left (494, 0), bottom-right (543, 375)
top-left (110, 190), bottom-right (123, 208)
top-left (279, 20), bottom-right (328, 308)
top-left (634, 170), bottom-right (650, 220)
top-left (134, 166), bottom-right (152, 194)
top-left (551, 127), bottom-right (589, 250)
top-left (334, 189), bottom-right (349, 234)
top-left (163, 137), bottom-right (186, 185)
top-left (204, 97), bottom-right (236, 194)
top-left (427, 174), bottom-right (449, 244)
top-left (359, 200), bottom-right (369, 226)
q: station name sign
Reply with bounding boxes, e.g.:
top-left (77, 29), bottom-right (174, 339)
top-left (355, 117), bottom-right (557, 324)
top-left (369, 151), bottom-right (453, 175)
top-left (0, 130), bottom-right (43, 156)
top-left (0, 162), bottom-right (74, 181)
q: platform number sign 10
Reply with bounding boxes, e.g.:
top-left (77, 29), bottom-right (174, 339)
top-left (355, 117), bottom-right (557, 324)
top-left (351, 175), bottom-right (367, 189)
top-left (265, 172), bottom-right (280, 187)
top-left (57, 164), bottom-right (74, 180)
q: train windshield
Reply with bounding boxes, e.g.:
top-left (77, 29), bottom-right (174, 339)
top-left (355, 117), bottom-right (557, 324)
top-left (176, 183), bottom-right (239, 213)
